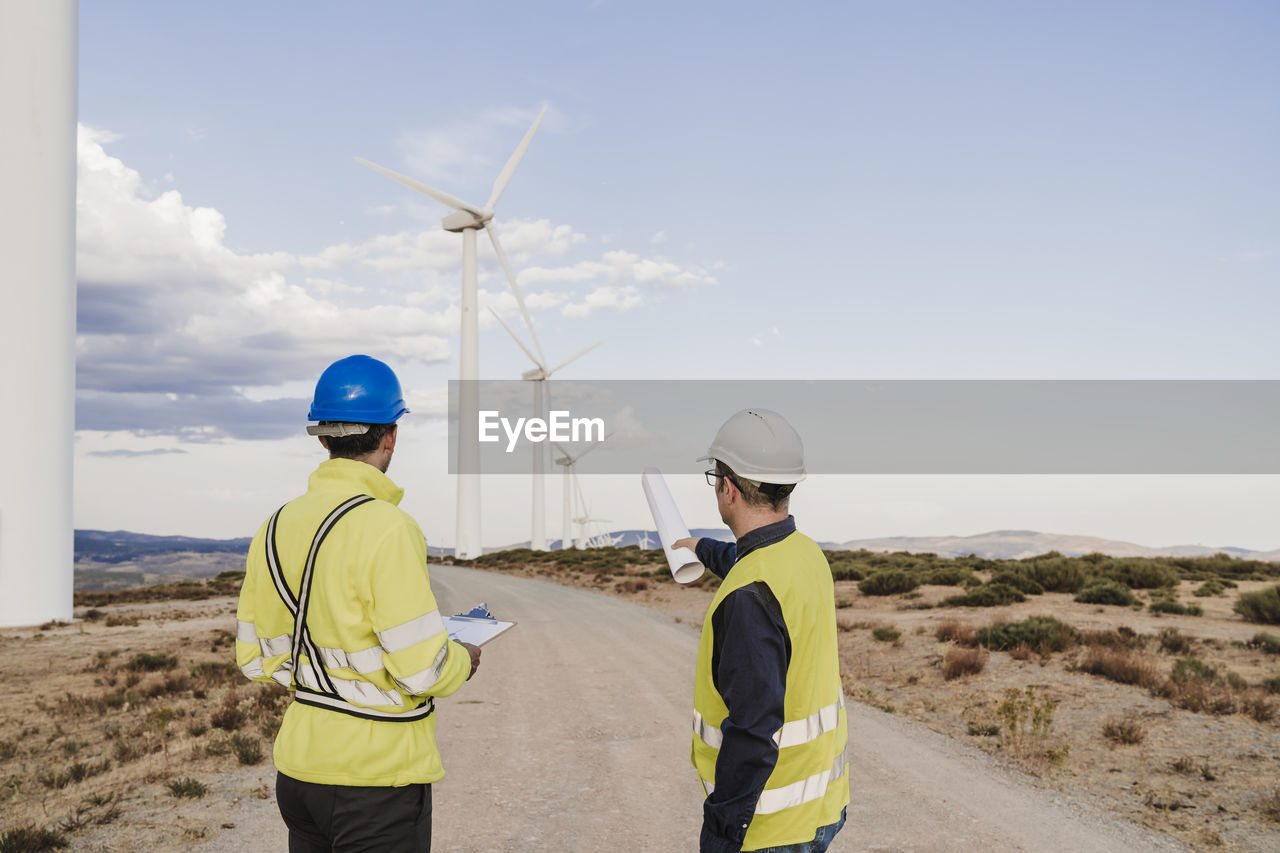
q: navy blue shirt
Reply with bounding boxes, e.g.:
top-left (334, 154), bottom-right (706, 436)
top-left (694, 516), bottom-right (796, 853)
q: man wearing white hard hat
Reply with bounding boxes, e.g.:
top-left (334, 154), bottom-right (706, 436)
top-left (672, 409), bottom-right (848, 853)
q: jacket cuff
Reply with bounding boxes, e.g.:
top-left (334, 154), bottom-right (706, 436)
top-left (699, 823), bottom-right (744, 853)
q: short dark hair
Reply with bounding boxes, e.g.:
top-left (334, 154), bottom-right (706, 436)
top-left (716, 460), bottom-right (793, 511)
top-left (321, 422), bottom-right (396, 459)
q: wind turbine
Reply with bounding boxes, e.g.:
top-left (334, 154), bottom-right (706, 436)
top-left (637, 530), bottom-right (655, 550)
top-left (356, 106), bottom-right (547, 561)
top-left (489, 308), bottom-right (601, 550)
top-left (552, 436), bottom-right (611, 550)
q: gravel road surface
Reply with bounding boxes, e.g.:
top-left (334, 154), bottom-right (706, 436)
top-left (197, 564), bottom-right (1187, 852)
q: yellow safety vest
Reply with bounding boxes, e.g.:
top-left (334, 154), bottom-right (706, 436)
top-left (691, 530), bottom-right (849, 850)
top-left (235, 458), bottom-right (471, 786)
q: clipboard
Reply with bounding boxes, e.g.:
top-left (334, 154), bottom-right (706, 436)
top-left (443, 602), bottom-right (516, 647)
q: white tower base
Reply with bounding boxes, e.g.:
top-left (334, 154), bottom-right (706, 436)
top-left (0, 0), bottom-right (78, 627)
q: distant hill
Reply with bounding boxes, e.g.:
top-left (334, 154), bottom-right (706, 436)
top-left (480, 528), bottom-right (734, 555)
top-left (837, 529), bottom-right (1280, 562)
top-left (75, 526), bottom-right (1279, 571)
top-left (76, 529), bottom-right (252, 563)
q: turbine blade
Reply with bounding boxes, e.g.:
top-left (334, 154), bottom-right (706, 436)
top-left (570, 431), bottom-right (615, 463)
top-left (485, 223), bottom-right (547, 367)
top-left (486, 307), bottom-right (544, 370)
top-left (354, 157), bottom-right (485, 217)
top-left (486, 105), bottom-right (548, 210)
top-left (547, 341), bottom-right (603, 376)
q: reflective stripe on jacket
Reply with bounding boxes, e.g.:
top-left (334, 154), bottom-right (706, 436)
top-left (235, 458), bottom-right (471, 786)
top-left (692, 529), bottom-right (849, 851)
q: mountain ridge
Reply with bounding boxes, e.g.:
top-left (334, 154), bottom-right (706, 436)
top-left (73, 527), bottom-right (1280, 562)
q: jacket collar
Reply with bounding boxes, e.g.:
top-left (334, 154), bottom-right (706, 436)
top-left (733, 515), bottom-right (797, 564)
top-left (308, 458), bottom-right (405, 506)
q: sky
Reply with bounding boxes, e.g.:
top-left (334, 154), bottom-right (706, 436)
top-left (73, 1), bottom-right (1280, 551)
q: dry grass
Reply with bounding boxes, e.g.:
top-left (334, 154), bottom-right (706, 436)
top-left (1157, 627), bottom-right (1192, 655)
top-left (935, 620), bottom-right (978, 645)
top-left (1257, 788), bottom-right (1280, 823)
top-left (1101, 714), bottom-right (1146, 745)
top-left (1074, 646), bottom-right (1160, 688)
top-left (1076, 626), bottom-right (1145, 650)
top-left (942, 647), bottom-right (988, 680)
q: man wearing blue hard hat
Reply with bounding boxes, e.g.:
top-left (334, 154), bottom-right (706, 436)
top-left (235, 354), bottom-right (481, 852)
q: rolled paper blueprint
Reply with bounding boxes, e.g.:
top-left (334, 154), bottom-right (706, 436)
top-left (641, 466), bottom-right (705, 584)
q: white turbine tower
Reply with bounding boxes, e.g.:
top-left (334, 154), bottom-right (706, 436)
top-left (570, 473), bottom-right (621, 549)
top-left (356, 106), bottom-right (547, 561)
top-left (637, 530), bottom-right (654, 550)
top-left (552, 437), bottom-right (611, 549)
top-left (489, 308), bottom-right (601, 550)
top-left (0, 0), bottom-right (77, 627)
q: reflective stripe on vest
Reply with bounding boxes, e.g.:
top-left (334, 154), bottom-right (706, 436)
top-left (693, 692), bottom-right (846, 751)
top-left (262, 495), bottom-right (434, 723)
top-left (703, 748), bottom-right (848, 816)
top-left (236, 611), bottom-right (449, 684)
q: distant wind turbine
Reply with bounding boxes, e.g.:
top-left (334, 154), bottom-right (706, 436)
top-left (490, 307), bottom-right (601, 551)
top-left (356, 105), bottom-right (548, 560)
top-left (553, 436), bottom-right (611, 550)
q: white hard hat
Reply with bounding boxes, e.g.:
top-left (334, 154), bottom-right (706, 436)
top-left (697, 409), bottom-right (806, 485)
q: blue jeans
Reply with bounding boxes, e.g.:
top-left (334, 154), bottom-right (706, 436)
top-left (750, 807), bottom-right (846, 853)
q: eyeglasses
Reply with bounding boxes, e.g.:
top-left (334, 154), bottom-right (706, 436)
top-left (704, 469), bottom-right (741, 491)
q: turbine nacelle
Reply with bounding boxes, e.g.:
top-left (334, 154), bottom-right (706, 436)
top-left (442, 207), bottom-right (494, 233)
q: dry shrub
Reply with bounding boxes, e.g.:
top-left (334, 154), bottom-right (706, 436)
top-left (189, 661), bottom-right (240, 686)
top-left (0, 826), bottom-right (70, 852)
top-left (616, 579), bottom-right (649, 594)
top-left (1008, 642), bottom-right (1033, 661)
top-left (167, 777), bottom-right (208, 799)
top-left (1102, 714), bottom-right (1146, 744)
top-left (1077, 626), bottom-right (1145, 650)
top-left (210, 695), bottom-right (244, 732)
top-left (1075, 646), bottom-right (1159, 688)
top-left (1242, 692), bottom-right (1275, 723)
top-left (229, 732), bottom-right (264, 765)
top-left (1157, 627), bottom-right (1192, 655)
top-left (935, 620), bottom-right (978, 646)
top-left (1172, 755), bottom-right (1216, 780)
top-left (1257, 788), bottom-right (1280, 823)
top-left (1155, 676), bottom-right (1238, 715)
top-left (126, 652), bottom-right (177, 672)
top-left (997, 687), bottom-right (1067, 774)
top-left (943, 647), bottom-right (988, 680)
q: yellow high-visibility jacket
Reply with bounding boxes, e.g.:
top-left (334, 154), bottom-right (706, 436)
top-left (235, 458), bottom-right (471, 786)
top-left (692, 530), bottom-right (849, 850)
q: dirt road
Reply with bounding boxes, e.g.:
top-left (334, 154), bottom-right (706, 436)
top-left (197, 564), bottom-right (1187, 852)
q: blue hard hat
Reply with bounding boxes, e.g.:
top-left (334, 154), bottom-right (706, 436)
top-left (307, 355), bottom-right (409, 423)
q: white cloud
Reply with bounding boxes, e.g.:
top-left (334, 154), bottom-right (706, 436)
top-left (522, 250), bottom-right (718, 291)
top-left (562, 285), bottom-right (644, 317)
top-left (75, 125), bottom-right (455, 437)
top-left (650, 230), bottom-right (667, 245)
top-left (74, 122), bottom-right (713, 439)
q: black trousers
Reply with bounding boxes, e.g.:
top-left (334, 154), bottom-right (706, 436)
top-left (276, 771), bottom-right (432, 853)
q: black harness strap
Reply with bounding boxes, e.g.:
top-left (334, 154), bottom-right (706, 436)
top-left (265, 495), bottom-right (434, 723)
